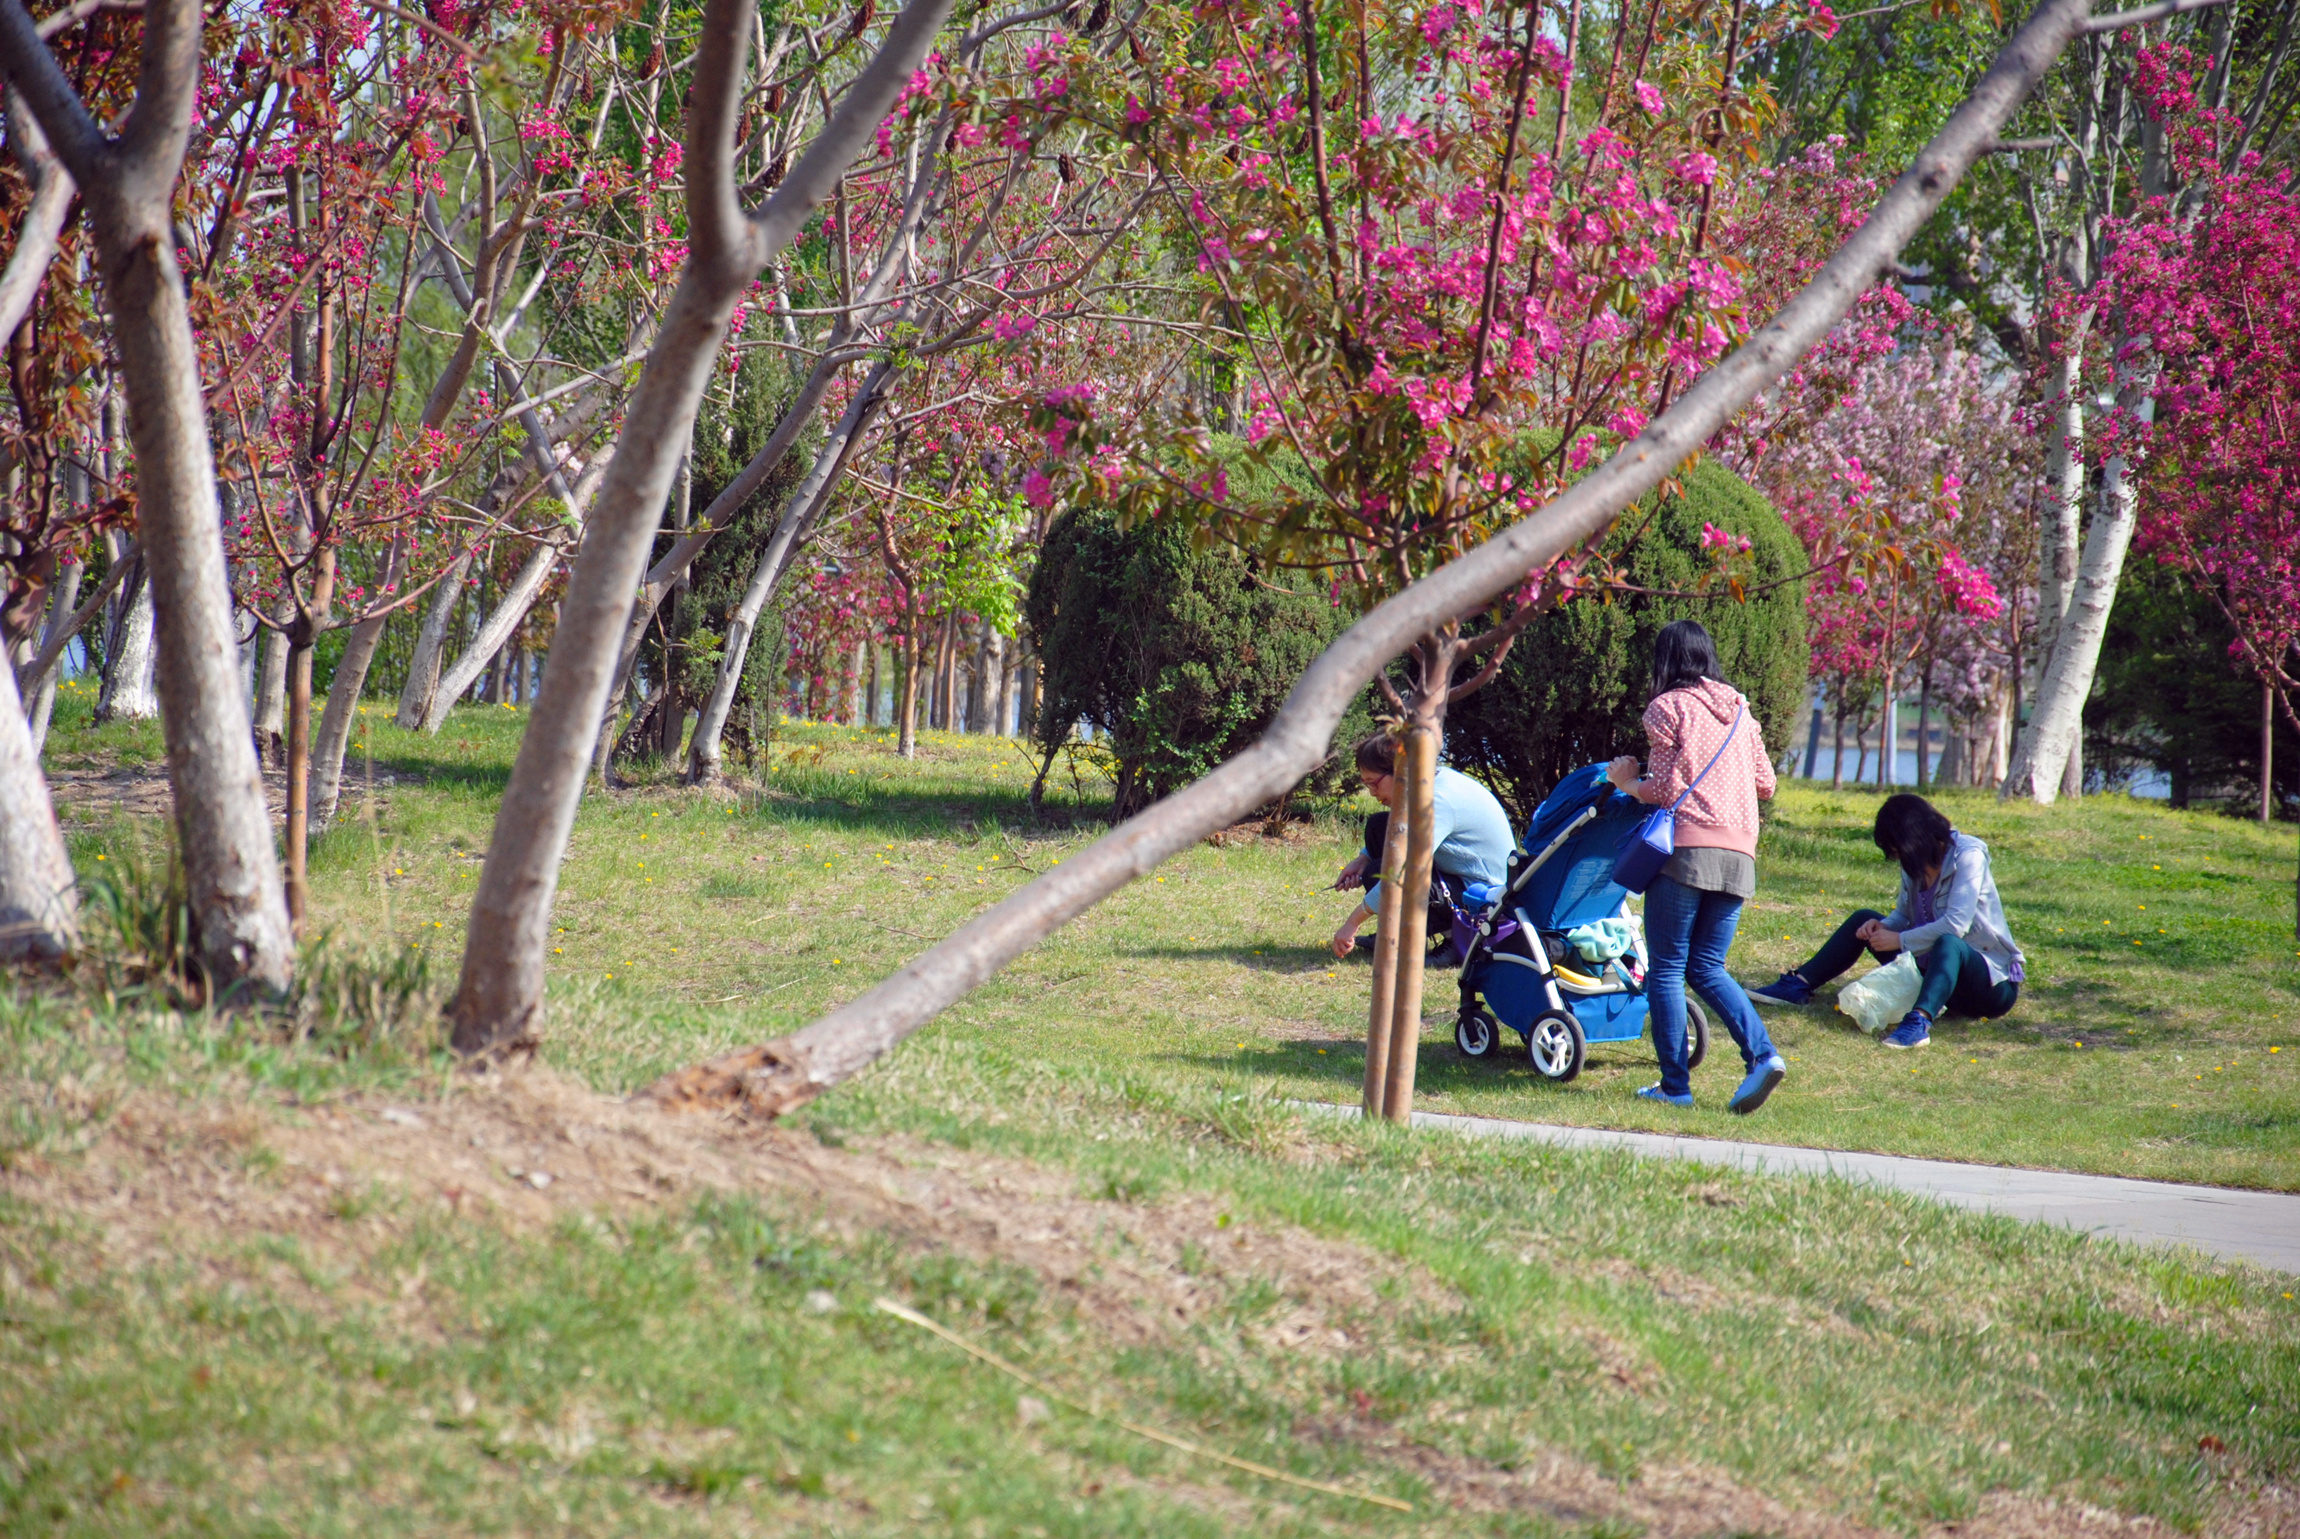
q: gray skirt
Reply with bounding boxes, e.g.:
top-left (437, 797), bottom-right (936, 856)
top-left (1656, 845), bottom-right (1756, 899)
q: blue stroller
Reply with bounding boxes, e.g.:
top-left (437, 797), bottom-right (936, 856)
top-left (1452, 764), bottom-right (1711, 1081)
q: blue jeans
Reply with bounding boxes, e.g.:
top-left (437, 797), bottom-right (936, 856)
top-left (1644, 875), bottom-right (1776, 1098)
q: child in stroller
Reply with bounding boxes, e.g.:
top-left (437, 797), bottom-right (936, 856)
top-left (1452, 763), bottom-right (1713, 1081)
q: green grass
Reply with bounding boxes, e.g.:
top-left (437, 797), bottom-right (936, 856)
top-left (6, 702), bottom-right (2299, 1535)
top-left (251, 709), bottom-right (2300, 1190)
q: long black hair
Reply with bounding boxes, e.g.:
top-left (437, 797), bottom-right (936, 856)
top-left (1649, 619), bottom-right (1724, 700)
top-left (1873, 793), bottom-right (1954, 879)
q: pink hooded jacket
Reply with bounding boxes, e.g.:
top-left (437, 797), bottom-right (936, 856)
top-left (1632, 677), bottom-right (1774, 858)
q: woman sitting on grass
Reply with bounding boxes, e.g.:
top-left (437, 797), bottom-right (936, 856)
top-left (1749, 793), bottom-right (2026, 1050)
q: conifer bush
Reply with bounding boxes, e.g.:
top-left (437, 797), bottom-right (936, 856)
top-left (1024, 503), bottom-right (1370, 818)
top-left (1444, 458), bottom-right (1808, 816)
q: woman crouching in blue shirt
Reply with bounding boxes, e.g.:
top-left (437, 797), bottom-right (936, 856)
top-left (1748, 794), bottom-right (2025, 1049)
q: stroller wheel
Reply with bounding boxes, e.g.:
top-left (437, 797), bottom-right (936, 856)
top-left (1685, 998), bottom-right (1711, 1070)
top-left (1528, 1011), bottom-right (1586, 1083)
top-left (1455, 1007), bottom-right (1501, 1060)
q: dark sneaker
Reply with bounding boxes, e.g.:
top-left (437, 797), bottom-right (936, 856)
top-left (1729, 1054), bottom-right (1786, 1115)
top-left (1352, 935), bottom-right (1376, 955)
top-left (1634, 1084), bottom-right (1694, 1108)
top-left (1882, 1012), bottom-right (1932, 1050)
top-left (1748, 971), bottom-right (1814, 1006)
top-left (1425, 939), bottom-right (1463, 969)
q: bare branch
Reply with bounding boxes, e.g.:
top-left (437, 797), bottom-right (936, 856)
top-left (2084, 0), bottom-right (2229, 32)
top-left (0, 89), bottom-right (72, 343)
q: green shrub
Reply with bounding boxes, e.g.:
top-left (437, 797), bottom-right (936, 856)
top-left (1023, 502), bottom-right (1371, 819)
top-left (1443, 457), bottom-right (1808, 816)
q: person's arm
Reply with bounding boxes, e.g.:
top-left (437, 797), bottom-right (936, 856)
top-left (1752, 721), bottom-right (1777, 802)
top-left (1895, 844), bottom-right (1985, 952)
top-left (1330, 898), bottom-right (1375, 958)
top-left (1629, 700), bottom-right (1682, 805)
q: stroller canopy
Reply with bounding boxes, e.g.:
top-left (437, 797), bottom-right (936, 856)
top-left (1514, 764), bottom-right (1650, 933)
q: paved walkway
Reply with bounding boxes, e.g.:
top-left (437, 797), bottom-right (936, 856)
top-left (1296, 1102), bottom-right (2300, 1275)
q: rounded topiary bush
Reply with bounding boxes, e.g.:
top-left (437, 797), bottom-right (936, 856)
top-left (1444, 457), bottom-right (1808, 816)
top-left (1024, 503), bottom-right (1370, 818)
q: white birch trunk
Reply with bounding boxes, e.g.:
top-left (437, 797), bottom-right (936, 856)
top-left (2004, 376), bottom-right (2148, 804)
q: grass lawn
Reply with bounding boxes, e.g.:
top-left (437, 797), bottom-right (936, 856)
top-left (4, 694), bottom-right (2296, 1535)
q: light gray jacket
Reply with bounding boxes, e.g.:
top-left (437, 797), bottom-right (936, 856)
top-left (1883, 830), bottom-right (2026, 985)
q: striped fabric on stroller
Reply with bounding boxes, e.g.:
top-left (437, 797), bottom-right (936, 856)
top-left (1452, 764), bottom-right (1712, 1082)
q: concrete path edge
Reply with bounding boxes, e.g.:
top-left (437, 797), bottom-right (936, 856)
top-left (1292, 1100), bottom-right (2300, 1276)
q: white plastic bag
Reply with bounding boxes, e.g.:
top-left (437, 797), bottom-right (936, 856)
top-left (1836, 952), bottom-right (1922, 1034)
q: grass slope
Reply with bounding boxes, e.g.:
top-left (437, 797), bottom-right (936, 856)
top-left (3, 696), bottom-right (2295, 1536)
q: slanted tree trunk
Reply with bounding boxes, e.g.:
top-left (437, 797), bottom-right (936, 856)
top-left (447, 0), bottom-right (955, 1054)
top-left (0, 652), bottom-right (76, 960)
top-left (0, 0), bottom-right (294, 991)
top-left (635, 0), bottom-right (2115, 1119)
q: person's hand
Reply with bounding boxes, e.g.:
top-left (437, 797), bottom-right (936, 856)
top-left (1332, 852), bottom-right (1370, 892)
top-left (1605, 755), bottom-right (1642, 791)
top-left (1865, 924), bottom-right (1903, 955)
top-left (1330, 920), bottom-right (1360, 959)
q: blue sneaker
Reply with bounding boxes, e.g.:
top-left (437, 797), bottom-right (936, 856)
top-left (1882, 1012), bottom-right (1932, 1050)
top-left (1729, 1054), bottom-right (1786, 1115)
top-left (1747, 971), bottom-right (1814, 1006)
top-left (1635, 1084), bottom-right (1695, 1108)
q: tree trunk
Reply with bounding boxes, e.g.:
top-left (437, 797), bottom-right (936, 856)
top-left (425, 538), bottom-right (568, 732)
top-left (1915, 667), bottom-right (1932, 788)
top-left (0, 652), bottom-right (77, 960)
top-left (1358, 792), bottom-right (1409, 1116)
top-left (1380, 715), bottom-right (1441, 1123)
top-left (2264, 679), bottom-right (2276, 824)
top-left (628, 0), bottom-right (2108, 1119)
top-left (97, 566), bottom-right (158, 722)
top-left (24, 555), bottom-right (79, 755)
top-left (897, 630), bottom-right (920, 758)
top-left (993, 635), bottom-right (1013, 737)
top-left (444, 0), bottom-right (955, 1054)
top-left (1880, 682), bottom-right (1897, 788)
top-left (395, 549), bottom-right (471, 728)
top-left (252, 600), bottom-right (289, 754)
top-left (2004, 374), bottom-right (2147, 805)
top-left (1, 0), bottom-right (294, 993)
top-left (688, 383), bottom-right (882, 781)
top-left (966, 616), bottom-right (993, 733)
top-left (1830, 684), bottom-right (1846, 790)
top-left (2036, 345), bottom-right (2086, 677)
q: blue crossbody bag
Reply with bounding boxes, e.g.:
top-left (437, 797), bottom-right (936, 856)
top-left (1609, 704), bottom-right (1743, 895)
